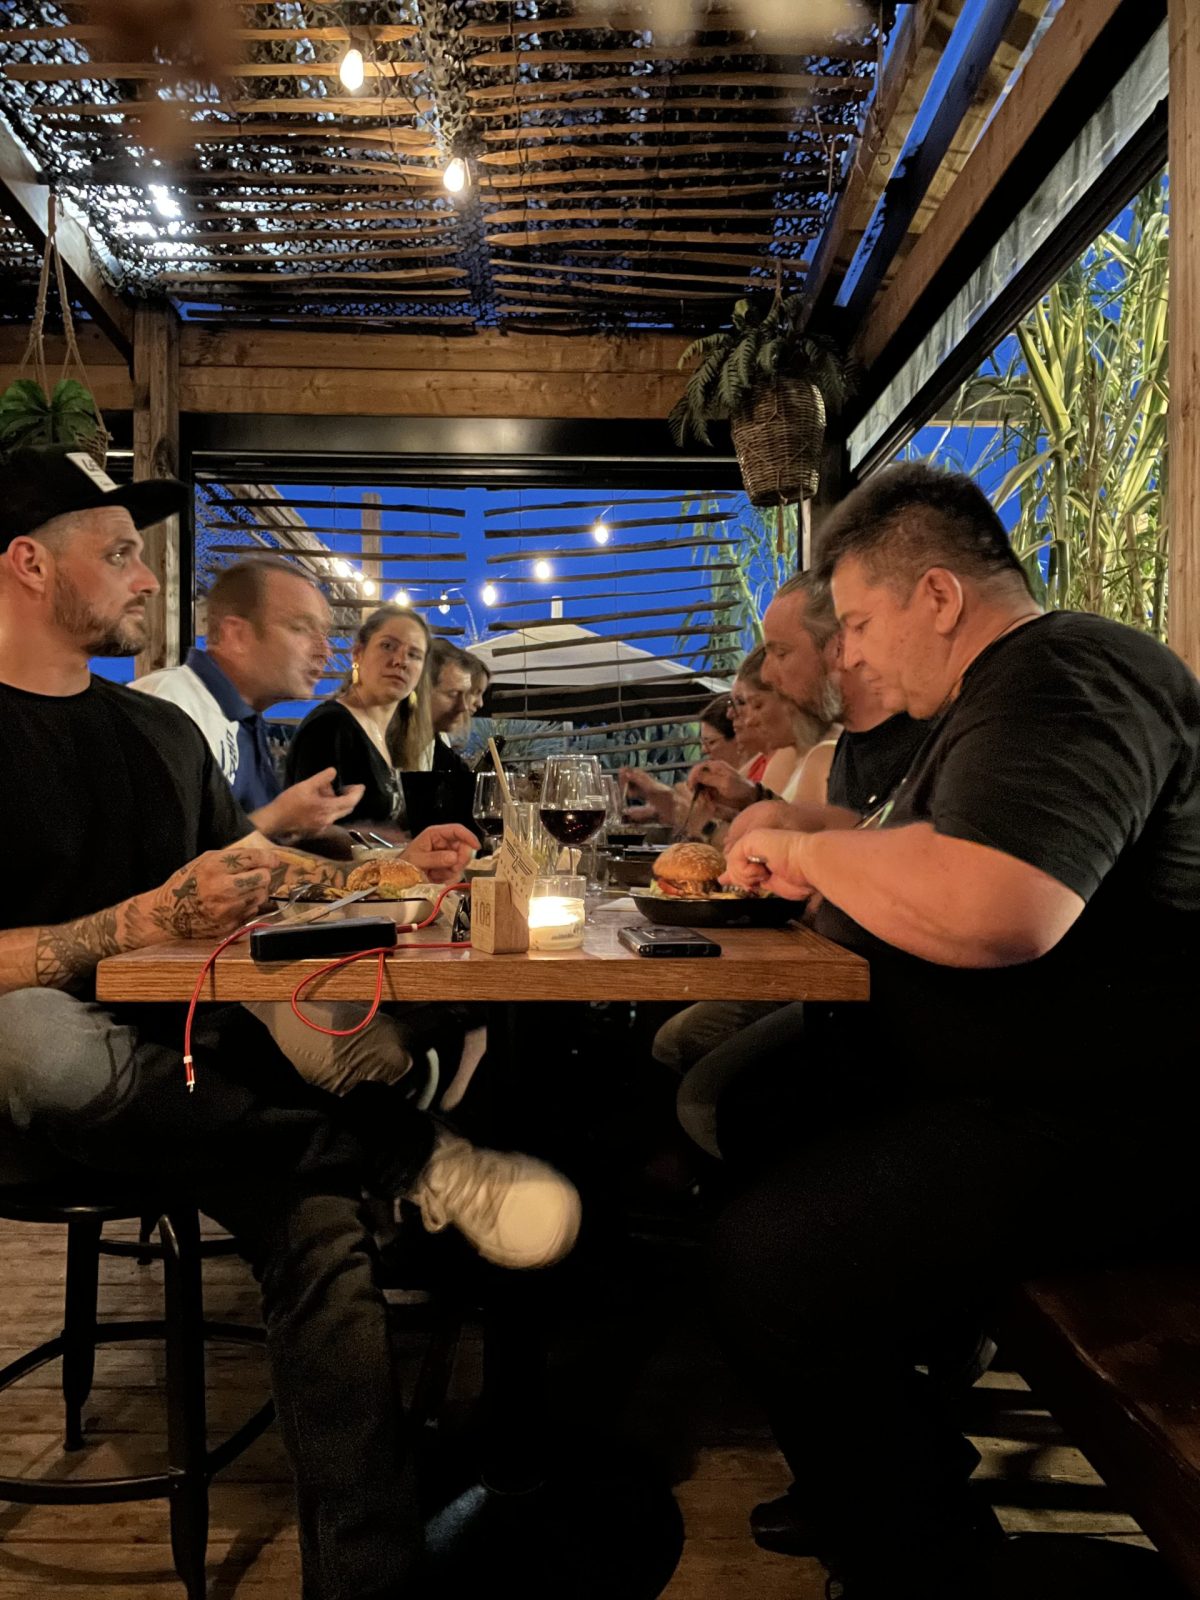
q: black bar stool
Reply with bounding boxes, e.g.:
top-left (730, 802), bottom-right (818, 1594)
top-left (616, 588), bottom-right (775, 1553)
top-left (0, 1130), bottom-right (275, 1600)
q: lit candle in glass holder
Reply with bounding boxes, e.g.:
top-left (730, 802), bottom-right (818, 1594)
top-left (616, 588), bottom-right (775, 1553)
top-left (527, 875), bottom-right (586, 950)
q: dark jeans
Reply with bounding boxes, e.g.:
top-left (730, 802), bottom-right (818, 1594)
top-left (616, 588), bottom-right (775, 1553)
top-left (707, 1003), bottom-right (1196, 1592)
top-left (0, 989), bottom-right (437, 1600)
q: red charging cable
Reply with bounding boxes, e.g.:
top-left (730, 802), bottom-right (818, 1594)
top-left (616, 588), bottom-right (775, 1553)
top-left (182, 882), bottom-right (470, 1091)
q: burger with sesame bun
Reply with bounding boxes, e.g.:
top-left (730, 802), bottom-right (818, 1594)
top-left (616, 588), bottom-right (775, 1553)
top-left (651, 842), bottom-right (727, 899)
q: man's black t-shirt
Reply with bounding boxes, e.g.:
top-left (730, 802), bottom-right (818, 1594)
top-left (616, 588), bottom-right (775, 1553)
top-left (0, 675), bottom-right (252, 935)
top-left (826, 713), bottom-right (926, 815)
top-left (814, 613), bottom-right (1200, 1098)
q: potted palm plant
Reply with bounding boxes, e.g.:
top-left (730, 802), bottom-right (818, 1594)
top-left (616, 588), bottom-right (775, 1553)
top-left (668, 292), bottom-right (853, 504)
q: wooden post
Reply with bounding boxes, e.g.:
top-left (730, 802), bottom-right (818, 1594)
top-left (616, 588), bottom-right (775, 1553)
top-left (133, 303), bottom-right (181, 676)
top-left (1170, 0), bottom-right (1200, 675)
top-left (361, 490), bottom-right (381, 613)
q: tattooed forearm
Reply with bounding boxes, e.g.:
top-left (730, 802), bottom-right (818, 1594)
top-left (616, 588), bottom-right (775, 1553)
top-left (33, 906), bottom-right (123, 990)
top-left (0, 904), bottom-right (128, 996)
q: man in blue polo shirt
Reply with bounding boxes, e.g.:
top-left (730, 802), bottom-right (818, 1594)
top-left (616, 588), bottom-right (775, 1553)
top-left (137, 555), bottom-right (363, 837)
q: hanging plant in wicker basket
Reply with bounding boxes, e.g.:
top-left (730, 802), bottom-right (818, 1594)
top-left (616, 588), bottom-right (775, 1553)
top-left (668, 291), bottom-right (855, 506)
top-left (0, 196), bottom-right (109, 466)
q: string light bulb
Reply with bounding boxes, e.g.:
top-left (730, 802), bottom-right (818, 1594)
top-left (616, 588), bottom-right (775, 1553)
top-left (533, 559), bottom-right (553, 582)
top-left (333, 558), bottom-right (353, 579)
top-left (443, 156), bottom-right (468, 194)
top-left (392, 588), bottom-right (411, 607)
top-left (438, 592), bottom-right (451, 615)
top-left (592, 519), bottom-right (610, 545)
top-left (361, 577), bottom-right (377, 597)
top-left (481, 582), bottom-right (498, 606)
top-left (339, 47), bottom-right (365, 91)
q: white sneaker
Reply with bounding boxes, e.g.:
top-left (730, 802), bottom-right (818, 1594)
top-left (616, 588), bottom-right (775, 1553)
top-left (408, 1129), bottom-right (582, 1270)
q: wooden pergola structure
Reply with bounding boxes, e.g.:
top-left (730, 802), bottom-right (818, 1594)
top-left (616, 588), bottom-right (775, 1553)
top-left (0, 0), bottom-right (1195, 678)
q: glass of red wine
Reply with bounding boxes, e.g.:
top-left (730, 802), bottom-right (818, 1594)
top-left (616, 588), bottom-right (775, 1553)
top-left (538, 755), bottom-right (608, 888)
top-left (472, 770), bottom-right (511, 848)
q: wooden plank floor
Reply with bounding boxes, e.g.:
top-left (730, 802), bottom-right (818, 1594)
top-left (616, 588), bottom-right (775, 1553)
top-left (0, 1214), bottom-right (1148, 1600)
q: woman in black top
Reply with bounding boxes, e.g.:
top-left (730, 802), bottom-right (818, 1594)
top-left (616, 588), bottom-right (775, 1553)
top-left (287, 603), bottom-right (433, 831)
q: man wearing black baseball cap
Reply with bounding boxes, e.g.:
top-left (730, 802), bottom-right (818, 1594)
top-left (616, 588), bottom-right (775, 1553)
top-left (0, 446), bottom-right (580, 1598)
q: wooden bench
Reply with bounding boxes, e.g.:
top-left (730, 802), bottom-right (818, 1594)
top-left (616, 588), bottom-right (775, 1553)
top-left (1009, 1261), bottom-right (1200, 1596)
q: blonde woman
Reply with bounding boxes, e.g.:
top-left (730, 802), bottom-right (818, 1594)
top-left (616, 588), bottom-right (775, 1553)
top-left (287, 602), bottom-right (433, 834)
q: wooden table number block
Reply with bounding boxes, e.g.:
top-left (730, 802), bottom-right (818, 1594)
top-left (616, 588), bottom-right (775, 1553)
top-left (471, 878), bottom-right (530, 954)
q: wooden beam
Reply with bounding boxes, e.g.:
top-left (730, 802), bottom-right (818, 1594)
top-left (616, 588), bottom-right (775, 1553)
top-left (801, 0), bottom-right (940, 314)
top-left (179, 328), bottom-right (689, 373)
top-left (836, 0), bottom-right (1025, 336)
top-left (1169, 0), bottom-right (1200, 674)
top-left (178, 364), bottom-right (686, 419)
top-left (0, 326), bottom-right (133, 407)
top-left (133, 304), bottom-right (181, 677)
top-left (858, 0), bottom-right (1129, 369)
top-left (0, 125), bottom-right (133, 360)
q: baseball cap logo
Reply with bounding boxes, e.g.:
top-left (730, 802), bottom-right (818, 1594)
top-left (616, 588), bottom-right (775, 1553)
top-left (66, 452), bottom-right (117, 492)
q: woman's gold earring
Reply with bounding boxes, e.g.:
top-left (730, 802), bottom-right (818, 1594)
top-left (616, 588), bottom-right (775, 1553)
top-left (351, 661), bottom-right (361, 687)
top-left (407, 690), bottom-right (418, 709)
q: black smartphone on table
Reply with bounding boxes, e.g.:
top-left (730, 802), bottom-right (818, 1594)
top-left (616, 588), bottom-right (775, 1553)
top-left (618, 925), bottom-right (722, 958)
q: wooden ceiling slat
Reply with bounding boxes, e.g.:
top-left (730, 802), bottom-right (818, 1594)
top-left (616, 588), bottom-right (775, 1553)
top-left (486, 511), bottom-right (732, 539)
top-left (4, 61), bottom-right (426, 81)
top-left (472, 46), bottom-right (871, 71)
top-left (33, 101), bottom-right (433, 122)
top-left (490, 263), bottom-right (755, 290)
top-left (486, 536), bottom-right (737, 565)
top-left (487, 226), bottom-right (779, 247)
top-left (64, 170), bottom-right (442, 190)
top-left (480, 120), bottom-right (811, 142)
top-left (158, 267), bottom-right (468, 283)
top-left (0, 25), bottom-right (421, 43)
top-left (482, 205), bottom-right (820, 225)
top-left (494, 282), bottom-right (735, 303)
top-left (480, 184), bottom-right (810, 206)
top-left (478, 142), bottom-right (822, 164)
top-left (483, 163), bottom-right (790, 188)
top-left (157, 246), bottom-right (459, 264)
top-left (469, 72), bottom-right (870, 100)
top-left (473, 97), bottom-right (836, 120)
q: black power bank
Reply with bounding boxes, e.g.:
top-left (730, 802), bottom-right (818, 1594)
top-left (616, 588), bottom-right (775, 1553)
top-left (250, 917), bottom-right (399, 963)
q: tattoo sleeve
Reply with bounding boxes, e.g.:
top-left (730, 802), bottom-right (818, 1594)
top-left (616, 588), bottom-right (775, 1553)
top-left (0, 903), bottom-right (129, 997)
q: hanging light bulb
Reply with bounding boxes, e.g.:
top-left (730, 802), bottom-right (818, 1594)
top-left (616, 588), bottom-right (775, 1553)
top-left (533, 559), bottom-right (553, 581)
top-left (443, 156), bottom-right (468, 194)
top-left (392, 587), bottom-right (411, 607)
top-left (333, 558), bottom-right (353, 579)
top-left (592, 519), bottom-right (610, 545)
top-left (481, 582), bottom-right (498, 606)
top-left (361, 577), bottom-right (377, 597)
top-left (339, 46), bottom-right (365, 91)
top-left (438, 592), bottom-right (451, 615)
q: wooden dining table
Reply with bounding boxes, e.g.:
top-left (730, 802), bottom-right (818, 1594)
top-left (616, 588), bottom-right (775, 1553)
top-left (93, 898), bottom-right (868, 1598)
top-left (94, 899), bottom-right (869, 1006)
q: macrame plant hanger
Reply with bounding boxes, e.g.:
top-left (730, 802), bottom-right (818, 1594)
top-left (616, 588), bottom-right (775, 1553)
top-left (17, 192), bottom-right (110, 467)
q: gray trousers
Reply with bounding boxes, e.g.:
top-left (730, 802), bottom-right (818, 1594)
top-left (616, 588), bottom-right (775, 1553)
top-left (0, 987), bottom-right (432, 1600)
